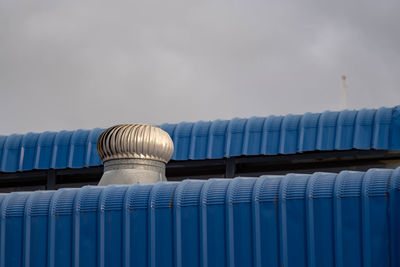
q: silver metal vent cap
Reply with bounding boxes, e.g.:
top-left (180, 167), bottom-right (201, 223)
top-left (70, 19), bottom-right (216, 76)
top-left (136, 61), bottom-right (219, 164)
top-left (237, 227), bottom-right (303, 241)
top-left (97, 124), bottom-right (174, 164)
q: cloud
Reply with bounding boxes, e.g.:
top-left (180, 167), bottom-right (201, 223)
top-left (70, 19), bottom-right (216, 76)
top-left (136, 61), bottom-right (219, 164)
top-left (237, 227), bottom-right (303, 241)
top-left (0, 0), bottom-right (399, 134)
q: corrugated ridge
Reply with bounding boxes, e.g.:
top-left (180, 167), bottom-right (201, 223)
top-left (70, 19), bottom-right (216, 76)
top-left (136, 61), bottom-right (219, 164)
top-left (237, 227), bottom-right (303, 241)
top-left (356, 109), bottom-right (376, 126)
top-left (298, 112), bottom-right (320, 152)
top-left (391, 106), bottom-right (400, 149)
top-left (125, 184), bottom-right (153, 210)
top-left (337, 109), bottom-right (358, 126)
top-left (50, 188), bottom-right (79, 216)
top-left (0, 194), bottom-right (7, 207)
top-left (175, 180), bottom-right (205, 207)
top-left (191, 121), bottom-right (211, 136)
top-left (2, 192), bottom-right (30, 217)
top-left (0, 128), bottom-right (103, 173)
top-left (20, 133), bottom-right (40, 171)
top-left (174, 122), bottom-right (194, 137)
top-left (209, 120), bottom-right (229, 136)
top-left (308, 173), bottom-right (337, 199)
top-left (389, 167), bottom-right (400, 191)
top-left (1, 106), bottom-right (399, 172)
top-left (281, 114), bottom-right (302, 131)
top-left (34, 131), bottom-right (57, 169)
top-left (75, 186), bottom-right (103, 212)
top-left (242, 117), bottom-right (265, 155)
top-left (51, 130), bottom-right (74, 169)
top-left (301, 112), bottom-right (320, 128)
top-left (335, 171), bottom-right (364, 198)
top-left (189, 121), bottom-right (211, 160)
top-left (335, 110), bottom-right (357, 150)
top-left (245, 117), bottom-right (265, 133)
top-left (263, 115), bottom-right (283, 131)
top-left (227, 178), bottom-right (256, 204)
top-left (375, 107), bottom-right (392, 125)
top-left (319, 111), bottom-right (340, 127)
top-left (281, 174), bottom-right (310, 200)
top-left (150, 182), bottom-right (178, 209)
top-left (227, 118), bottom-right (247, 133)
top-left (225, 118), bottom-right (248, 156)
top-left (317, 111), bottom-right (339, 150)
top-left (0, 169), bottom-right (398, 266)
top-left (3, 134), bottom-right (23, 149)
top-left (363, 169), bottom-right (392, 197)
top-left (100, 185), bottom-right (129, 211)
top-left (85, 128), bottom-right (103, 167)
top-left (26, 191), bottom-right (54, 217)
top-left (201, 179), bottom-right (230, 205)
top-left (68, 129), bottom-right (90, 168)
top-left (1, 134), bottom-right (23, 172)
top-left (207, 120), bottom-right (229, 159)
top-left (173, 122), bottom-right (195, 160)
top-left (254, 175), bottom-right (283, 202)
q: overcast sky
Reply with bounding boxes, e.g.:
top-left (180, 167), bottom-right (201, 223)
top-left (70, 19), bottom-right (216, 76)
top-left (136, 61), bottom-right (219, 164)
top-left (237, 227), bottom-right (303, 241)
top-left (0, 0), bottom-right (399, 135)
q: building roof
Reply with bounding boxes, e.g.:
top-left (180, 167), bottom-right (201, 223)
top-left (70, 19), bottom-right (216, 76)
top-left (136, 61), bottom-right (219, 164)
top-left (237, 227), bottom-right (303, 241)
top-left (1, 106), bottom-right (399, 172)
top-left (0, 167), bottom-right (399, 266)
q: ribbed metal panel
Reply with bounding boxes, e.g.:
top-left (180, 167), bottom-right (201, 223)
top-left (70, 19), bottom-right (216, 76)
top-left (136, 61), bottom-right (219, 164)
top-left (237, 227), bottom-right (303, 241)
top-left (123, 184), bottom-right (153, 267)
top-left (174, 180), bottom-right (204, 267)
top-left (0, 106), bottom-right (399, 172)
top-left (0, 168), bottom-right (398, 267)
top-left (48, 188), bottom-right (79, 267)
top-left (24, 191), bottom-right (55, 267)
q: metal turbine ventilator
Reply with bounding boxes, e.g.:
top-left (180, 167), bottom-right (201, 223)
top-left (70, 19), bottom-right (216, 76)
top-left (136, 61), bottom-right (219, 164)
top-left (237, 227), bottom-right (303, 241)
top-left (97, 124), bottom-right (174, 185)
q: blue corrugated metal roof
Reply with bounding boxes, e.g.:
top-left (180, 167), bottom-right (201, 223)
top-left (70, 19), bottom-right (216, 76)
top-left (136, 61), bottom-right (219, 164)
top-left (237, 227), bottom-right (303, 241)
top-left (0, 106), bottom-right (399, 172)
top-left (0, 167), bottom-right (399, 266)
top-left (0, 128), bottom-right (104, 172)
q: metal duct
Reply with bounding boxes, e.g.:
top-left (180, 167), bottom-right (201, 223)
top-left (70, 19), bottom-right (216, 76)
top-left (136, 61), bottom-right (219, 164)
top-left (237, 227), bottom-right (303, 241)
top-left (97, 124), bottom-right (174, 185)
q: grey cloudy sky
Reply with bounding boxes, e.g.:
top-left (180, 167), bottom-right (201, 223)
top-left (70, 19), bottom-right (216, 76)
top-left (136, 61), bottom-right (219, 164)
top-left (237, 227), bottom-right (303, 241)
top-left (1, 0), bottom-right (399, 135)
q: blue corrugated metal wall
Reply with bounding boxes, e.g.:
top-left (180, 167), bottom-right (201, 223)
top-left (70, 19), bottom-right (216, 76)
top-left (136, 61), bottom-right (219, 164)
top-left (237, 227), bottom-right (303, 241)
top-left (0, 167), bottom-right (399, 267)
top-left (0, 106), bottom-right (399, 172)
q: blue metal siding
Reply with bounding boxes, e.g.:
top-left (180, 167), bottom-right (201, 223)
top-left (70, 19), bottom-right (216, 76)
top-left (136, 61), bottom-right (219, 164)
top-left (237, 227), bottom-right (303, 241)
top-left (306, 172), bottom-right (337, 267)
top-left (35, 131), bottom-right (57, 169)
top-left (0, 106), bottom-right (400, 172)
top-left (279, 174), bottom-right (309, 267)
top-left (200, 179), bottom-right (230, 267)
top-left (226, 178), bottom-right (257, 267)
top-left (174, 180), bottom-right (204, 267)
top-left (242, 117), bottom-right (265, 155)
top-left (316, 111), bottom-right (339, 150)
top-left (354, 109), bottom-right (376, 149)
top-left (0, 168), bottom-right (398, 266)
top-left (390, 167), bottom-right (400, 266)
top-left (1, 134), bottom-right (23, 172)
top-left (252, 175), bottom-right (282, 267)
top-left (299, 112), bottom-right (320, 152)
top-left (20, 132), bottom-right (40, 171)
top-left (24, 191), bottom-right (55, 267)
top-left (149, 182), bottom-right (178, 267)
top-left (391, 107), bottom-right (400, 149)
top-left (173, 122), bottom-right (195, 161)
top-left (335, 110), bottom-right (357, 150)
top-left (68, 130), bottom-right (90, 168)
top-left (189, 121), bottom-right (212, 160)
top-left (207, 120), bottom-right (230, 159)
top-left (48, 188), bottom-right (79, 267)
top-left (123, 184), bottom-right (153, 267)
top-left (262, 115), bottom-right (283, 155)
top-left (225, 118), bottom-right (248, 157)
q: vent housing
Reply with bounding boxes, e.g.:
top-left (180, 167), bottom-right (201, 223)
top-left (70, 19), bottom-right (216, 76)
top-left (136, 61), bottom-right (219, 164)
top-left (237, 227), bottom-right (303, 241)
top-left (97, 124), bottom-right (174, 185)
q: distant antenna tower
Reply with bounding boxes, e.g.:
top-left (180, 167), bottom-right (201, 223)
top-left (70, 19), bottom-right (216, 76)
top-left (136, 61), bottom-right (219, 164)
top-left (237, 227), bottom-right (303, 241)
top-left (341, 75), bottom-right (348, 109)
